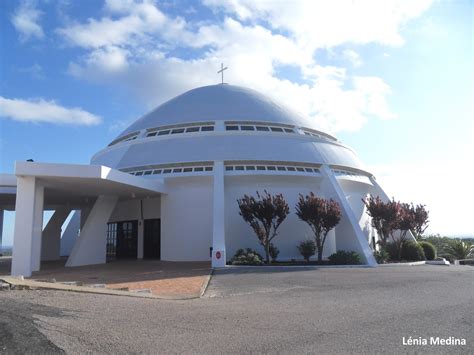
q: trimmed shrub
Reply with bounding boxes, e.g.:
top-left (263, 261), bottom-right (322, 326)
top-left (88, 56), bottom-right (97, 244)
top-left (401, 241), bottom-right (426, 261)
top-left (328, 250), bottom-right (361, 265)
top-left (231, 248), bottom-right (264, 265)
top-left (297, 240), bottom-right (316, 262)
top-left (419, 241), bottom-right (436, 260)
top-left (384, 242), bottom-right (398, 261)
top-left (386, 241), bottom-right (426, 261)
top-left (269, 243), bottom-right (280, 262)
top-left (374, 249), bottom-right (390, 264)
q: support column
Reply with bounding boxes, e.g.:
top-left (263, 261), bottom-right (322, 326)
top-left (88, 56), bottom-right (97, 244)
top-left (11, 176), bottom-right (44, 277)
top-left (41, 207), bottom-right (71, 261)
top-left (212, 161), bottom-right (226, 267)
top-left (0, 209), bottom-right (4, 251)
top-left (320, 165), bottom-right (377, 266)
top-left (137, 219), bottom-right (144, 259)
top-left (66, 196), bottom-right (118, 267)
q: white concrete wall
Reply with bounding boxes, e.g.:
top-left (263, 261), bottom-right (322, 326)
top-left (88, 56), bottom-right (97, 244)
top-left (224, 175), bottom-right (336, 261)
top-left (161, 177), bottom-right (213, 261)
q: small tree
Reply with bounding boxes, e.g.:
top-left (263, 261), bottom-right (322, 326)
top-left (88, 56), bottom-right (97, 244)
top-left (363, 195), bottom-right (400, 247)
top-left (413, 204), bottom-right (429, 240)
top-left (295, 193), bottom-right (341, 263)
top-left (394, 203), bottom-right (417, 260)
top-left (237, 190), bottom-right (289, 264)
top-left (298, 240), bottom-right (316, 262)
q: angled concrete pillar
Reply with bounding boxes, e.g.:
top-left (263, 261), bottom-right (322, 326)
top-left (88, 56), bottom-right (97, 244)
top-left (11, 176), bottom-right (44, 277)
top-left (212, 161), bottom-right (226, 267)
top-left (66, 196), bottom-right (118, 267)
top-left (60, 210), bottom-right (81, 256)
top-left (41, 207), bottom-right (71, 261)
top-left (320, 165), bottom-right (376, 266)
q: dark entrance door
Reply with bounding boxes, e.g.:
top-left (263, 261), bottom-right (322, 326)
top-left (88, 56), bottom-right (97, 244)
top-left (144, 219), bottom-right (161, 259)
top-left (116, 220), bottom-right (138, 259)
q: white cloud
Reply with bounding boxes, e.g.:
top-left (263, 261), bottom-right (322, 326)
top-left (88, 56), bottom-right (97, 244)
top-left (343, 49), bottom-right (363, 67)
top-left (203, 0), bottom-right (433, 47)
top-left (57, 0), bottom-right (433, 133)
top-left (11, 0), bottom-right (44, 41)
top-left (0, 97), bottom-right (101, 126)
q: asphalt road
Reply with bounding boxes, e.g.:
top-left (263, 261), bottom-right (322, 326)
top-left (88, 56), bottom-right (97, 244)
top-left (0, 265), bottom-right (472, 354)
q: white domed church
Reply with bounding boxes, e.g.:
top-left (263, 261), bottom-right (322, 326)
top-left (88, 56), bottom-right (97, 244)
top-left (1, 83), bottom-right (397, 277)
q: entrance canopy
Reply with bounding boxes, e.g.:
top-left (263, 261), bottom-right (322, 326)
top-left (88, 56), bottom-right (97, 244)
top-left (0, 162), bottom-right (167, 210)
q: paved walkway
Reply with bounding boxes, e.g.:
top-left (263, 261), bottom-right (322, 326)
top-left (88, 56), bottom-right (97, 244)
top-left (1, 257), bottom-right (211, 298)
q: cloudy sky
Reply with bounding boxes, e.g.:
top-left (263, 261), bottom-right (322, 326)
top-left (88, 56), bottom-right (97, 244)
top-left (0, 0), bottom-right (473, 244)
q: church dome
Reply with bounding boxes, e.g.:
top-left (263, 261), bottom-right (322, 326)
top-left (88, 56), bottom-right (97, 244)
top-left (116, 84), bottom-right (313, 139)
top-left (91, 84), bottom-right (367, 174)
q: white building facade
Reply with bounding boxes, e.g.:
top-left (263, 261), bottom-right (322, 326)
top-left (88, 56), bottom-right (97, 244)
top-left (1, 84), bottom-right (401, 276)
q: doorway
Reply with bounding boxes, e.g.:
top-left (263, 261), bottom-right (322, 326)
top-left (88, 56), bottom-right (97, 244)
top-left (144, 219), bottom-right (161, 259)
top-left (116, 220), bottom-right (138, 259)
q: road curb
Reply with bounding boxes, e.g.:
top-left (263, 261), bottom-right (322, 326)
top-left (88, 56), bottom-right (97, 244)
top-left (199, 269), bottom-right (214, 297)
top-left (0, 276), bottom-right (208, 301)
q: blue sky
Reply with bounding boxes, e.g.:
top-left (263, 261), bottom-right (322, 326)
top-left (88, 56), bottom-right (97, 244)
top-left (0, 0), bottom-right (473, 245)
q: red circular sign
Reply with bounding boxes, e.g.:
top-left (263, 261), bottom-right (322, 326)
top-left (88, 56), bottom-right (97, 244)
top-left (216, 251), bottom-right (221, 259)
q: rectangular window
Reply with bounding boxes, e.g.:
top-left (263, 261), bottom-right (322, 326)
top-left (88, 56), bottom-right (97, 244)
top-left (201, 126), bottom-right (214, 131)
top-left (225, 166), bottom-right (234, 171)
top-left (185, 127), bottom-right (200, 133)
top-left (163, 169), bottom-right (172, 174)
top-left (296, 167), bottom-right (305, 172)
top-left (158, 130), bottom-right (170, 136)
top-left (183, 167), bottom-right (193, 172)
top-left (135, 171), bottom-right (144, 176)
top-left (152, 170), bottom-right (162, 174)
top-left (146, 132), bottom-right (157, 137)
top-left (194, 167), bottom-right (204, 172)
top-left (205, 167), bottom-right (213, 171)
top-left (284, 128), bottom-right (295, 133)
top-left (245, 166), bottom-right (256, 170)
top-left (241, 125), bottom-right (255, 131)
top-left (144, 171), bottom-right (152, 175)
top-left (235, 166), bottom-right (244, 171)
top-left (226, 125), bottom-right (239, 131)
top-left (256, 126), bottom-right (270, 131)
top-left (270, 127), bottom-right (284, 132)
top-left (287, 167), bottom-right (296, 171)
top-left (277, 166), bottom-right (286, 171)
top-left (266, 166), bottom-right (276, 171)
top-left (172, 168), bottom-right (183, 173)
top-left (305, 168), bottom-right (314, 173)
top-left (171, 128), bottom-right (185, 134)
top-left (256, 166), bottom-right (266, 171)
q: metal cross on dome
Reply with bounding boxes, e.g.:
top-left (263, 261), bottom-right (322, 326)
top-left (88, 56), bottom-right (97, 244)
top-left (217, 63), bottom-right (228, 84)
